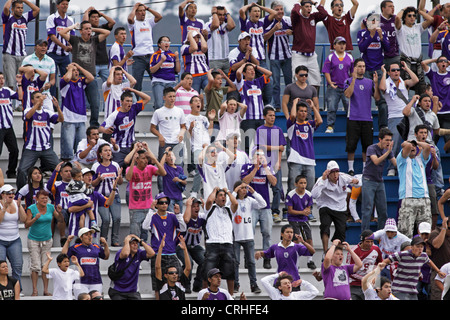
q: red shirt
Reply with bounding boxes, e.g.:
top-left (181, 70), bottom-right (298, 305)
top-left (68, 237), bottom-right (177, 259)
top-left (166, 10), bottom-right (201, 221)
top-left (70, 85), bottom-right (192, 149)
top-left (323, 10), bottom-right (355, 51)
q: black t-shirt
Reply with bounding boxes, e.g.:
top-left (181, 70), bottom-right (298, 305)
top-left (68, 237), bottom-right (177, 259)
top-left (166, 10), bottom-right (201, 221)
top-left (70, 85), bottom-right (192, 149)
top-left (156, 273), bottom-right (189, 300)
top-left (0, 276), bottom-right (18, 300)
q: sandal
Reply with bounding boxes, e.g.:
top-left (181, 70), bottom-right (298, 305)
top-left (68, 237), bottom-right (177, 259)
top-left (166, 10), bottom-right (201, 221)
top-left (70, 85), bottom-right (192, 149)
top-left (31, 291), bottom-right (38, 296)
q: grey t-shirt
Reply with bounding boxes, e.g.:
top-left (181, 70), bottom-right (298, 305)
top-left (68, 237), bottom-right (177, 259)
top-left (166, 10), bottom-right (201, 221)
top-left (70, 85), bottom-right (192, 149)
top-left (283, 82), bottom-right (317, 119)
top-left (363, 143), bottom-right (393, 182)
top-left (69, 35), bottom-right (99, 76)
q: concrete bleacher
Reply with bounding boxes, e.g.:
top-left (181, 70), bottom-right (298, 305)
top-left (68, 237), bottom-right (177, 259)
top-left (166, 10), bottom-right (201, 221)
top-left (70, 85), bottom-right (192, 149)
top-left (7, 101), bottom-right (450, 300)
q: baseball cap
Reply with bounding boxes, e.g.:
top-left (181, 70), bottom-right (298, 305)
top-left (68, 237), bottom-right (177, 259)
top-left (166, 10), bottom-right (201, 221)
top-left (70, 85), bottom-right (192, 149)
top-left (327, 160), bottom-right (340, 172)
top-left (0, 184), bottom-right (15, 194)
top-left (411, 236), bottom-right (426, 246)
top-left (238, 32), bottom-right (251, 41)
top-left (333, 36), bottom-right (347, 44)
top-left (78, 227), bottom-right (95, 238)
top-left (56, 0), bottom-right (70, 4)
top-left (207, 268), bottom-right (222, 278)
top-left (418, 222), bottom-right (431, 234)
top-left (35, 39), bottom-right (48, 46)
top-left (81, 167), bottom-right (95, 176)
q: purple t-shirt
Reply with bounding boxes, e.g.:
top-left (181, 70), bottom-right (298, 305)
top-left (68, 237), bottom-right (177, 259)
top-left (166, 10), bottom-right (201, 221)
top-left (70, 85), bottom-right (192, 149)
top-left (321, 52), bottom-right (354, 88)
top-left (67, 243), bottom-right (106, 285)
top-left (286, 118), bottom-right (317, 166)
top-left (380, 15), bottom-right (399, 58)
top-left (425, 68), bottom-right (450, 114)
top-left (357, 29), bottom-right (389, 71)
top-left (263, 242), bottom-right (311, 281)
top-left (163, 164), bottom-right (185, 201)
top-left (111, 249), bottom-right (149, 293)
top-left (255, 125), bottom-right (287, 163)
top-left (344, 77), bottom-right (374, 121)
top-left (363, 143), bottom-right (393, 182)
top-left (240, 163), bottom-right (274, 209)
top-left (149, 212), bottom-right (180, 254)
top-left (285, 189), bottom-right (313, 222)
top-left (321, 263), bottom-right (355, 300)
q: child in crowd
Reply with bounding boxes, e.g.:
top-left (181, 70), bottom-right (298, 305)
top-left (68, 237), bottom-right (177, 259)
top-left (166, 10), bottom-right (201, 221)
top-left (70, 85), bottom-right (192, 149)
top-left (216, 97), bottom-right (247, 142)
top-left (162, 149), bottom-right (187, 213)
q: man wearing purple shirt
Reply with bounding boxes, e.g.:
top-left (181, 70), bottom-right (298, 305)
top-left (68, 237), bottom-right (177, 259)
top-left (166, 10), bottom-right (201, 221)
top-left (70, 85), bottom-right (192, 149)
top-left (2, 0), bottom-right (39, 91)
top-left (380, 0), bottom-right (400, 66)
top-left (344, 58), bottom-right (380, 175)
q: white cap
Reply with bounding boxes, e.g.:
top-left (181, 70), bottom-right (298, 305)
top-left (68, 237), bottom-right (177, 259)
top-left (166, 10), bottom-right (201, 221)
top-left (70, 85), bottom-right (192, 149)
top-left (81, 167), bottom-right (95, 176)
top-left (327, 160), bottom-right (340, 172)
top-left (78, 227), bottom-right (95, 238)
top-left (238, 32), bottom-right (251, 41)
top-left (0, 184), bottom-right (15, 193)
top-left (418, 222), bottom-right (431, 234)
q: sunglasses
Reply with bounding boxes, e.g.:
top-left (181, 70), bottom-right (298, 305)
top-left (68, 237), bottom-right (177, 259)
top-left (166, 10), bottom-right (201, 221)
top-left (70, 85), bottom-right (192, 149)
top-left (157, 201), bottom-right (169, 205)
top-left (438, 59), bottom-right (449, 63)
top-left (407, 14), bottom-right (416, 18)
top-left (297, 73), bottom-right (309, 77)
top-left (167, 271), bottom-right (178, 275)
top-left (333, 3), bottom-right (344, 7)
top-left (390, 68), bottom-right (401, 72)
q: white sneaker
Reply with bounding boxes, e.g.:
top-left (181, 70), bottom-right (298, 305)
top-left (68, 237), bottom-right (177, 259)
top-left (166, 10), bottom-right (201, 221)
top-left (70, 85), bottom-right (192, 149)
top-left (387, 169), bottom-right (396, 176)
top-left (325, 126), bottom-right (334, 133)
top-left (190, 192), bottom-right (198, 199)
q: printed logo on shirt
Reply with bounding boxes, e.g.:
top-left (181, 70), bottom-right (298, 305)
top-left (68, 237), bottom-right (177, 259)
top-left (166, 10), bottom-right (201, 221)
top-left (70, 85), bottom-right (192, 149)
top-left (32, 120), bottom-right (47, 128)
top-left (274, 30), bottom-right (287, 36)
top-left (0, 99), bottom-right (10, 104)
top-left (310, 20), bottom-right (315, 26)
top-left (296, 129), bottom-right (309, 140)
top-left (56, 26), bottom-right (65, 33)
top-left (249, 27), bottom-right (263, 35)
top-left (161, 62), bottom-right (175, 68)
top-left (140, 28), bottom-right (150, 32)
top-left (252, 176), bottom-right (267, 184)
top-left (80, 257), bottom-right (98, 265)
top-left (444, 76), bottom-right (450, 86)
top-left (368, 42), bottom-right (381, 49)
top-left (12, 22), bottom-right (27, 29)
top-left (359, 85), bottom-right (365, 91)
top-left (247, 88), bottom-right (262, 96)
top-left (187, 26), bottom-right (201, 33)
top-left (101, 172), bottom-right (117, 179)
top-left (119, 119), bottom-right (134, 130)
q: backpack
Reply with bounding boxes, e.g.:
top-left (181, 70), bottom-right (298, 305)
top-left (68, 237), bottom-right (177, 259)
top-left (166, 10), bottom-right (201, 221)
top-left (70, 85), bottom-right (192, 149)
top-left (107, 254), bottom-right (137, 281)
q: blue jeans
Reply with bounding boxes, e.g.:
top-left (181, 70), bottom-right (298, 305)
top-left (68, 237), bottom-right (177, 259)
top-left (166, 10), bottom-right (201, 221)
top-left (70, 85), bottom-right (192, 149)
top-left (96, 64), bottom-right (109, 83)
top-left (17, 148), bottom-right (60, 190)
top-left (191, 149), bottom-right (202, 193)
top-left (0, 237), bottom-right (23, 289)
top-left (152, 81), bottom-right (177, 110)
top-left (85, 80), bottom-right (100, 127)
top-left (287, 162), bottom-right (315, 193)
top-left (98, 194), bottom-right (121, 245)
top-left (129, 209), bottom-right (149, 242)
top-left (387, 117), bottom-right (403, 172)
top-left (252, 208), bottom-right (273, 251)
top-left (361, 178), bottom-right (387, 231)
top-left (60, 121), bottom-right (86, 160)
top-left (131, 55), bottom-right (151, 92)
top-left (168, 198), bottom-right (183, 214)
top-left (47, 53), bottom-right (71, 99)
top-left (192, 74), bottom-right (208, 95)
top-left (326, 86), bottom-right (348, 127)
top-left (233, 240), bottom-right (257, 286)
top-left (270, 58), bottom-right (292, 110)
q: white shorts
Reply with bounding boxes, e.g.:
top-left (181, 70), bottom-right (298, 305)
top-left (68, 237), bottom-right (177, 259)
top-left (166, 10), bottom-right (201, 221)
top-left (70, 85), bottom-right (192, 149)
top-left (291, 51), bottom-right (321, 87)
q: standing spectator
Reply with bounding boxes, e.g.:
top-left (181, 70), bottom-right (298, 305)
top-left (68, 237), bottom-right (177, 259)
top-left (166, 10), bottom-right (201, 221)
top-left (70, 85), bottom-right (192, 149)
top-left (321, 239), bottom-right (363, 300)
top-left (382, 236), bottom-right (445, 300)
top-left (428, 3), bottom-right (450, 68)
top-left (202, 187), bottom-right (238, 295)
top-left (150, 36), bottom-right (181, 110)
top-left (235, 63), bottom-right (272, 154)
top-left (91, 144), bottom-right (124, 246)
top-left (16, 93), bottom-right (63, 191)
top-left (25, 189), bottom-right (62, 296)
top-left (82, 7), bottom-right (116, 82)
top-left (59, 20), bottom-right (111, 127)
top-left (396, 139), bottom-right (432, 239)
top-left (256, 106), bottom-right (286, 222)
top-left (379, 0), bottom-right (400, 68)
top-left (76, 126), bottom-right (120, 169)
top-left (16, 166), bottom-right (43, 211)
top-left (46, 0), bottom-right (74, 98)
top-left (174, 72), bottom-right (200, 114)
top-left (255, 224), bottom-right (315, 289)
top-left (127, 2), bottom-right (162, 94)
top-left (286, 97), bottom-right (322, 193)
top-left (59, 63), bottom-right (95, 162)
top-left (42, 252), bottom-right (84, 300)
top-left (379, 62), bottom-right (418, 176)
top-left (205, 6), bottom-right (235, 74)
top-left (178, 0), bottom-right (205, 43)
top-left (0, 260), bottom-right (20, 300)
top-left (232, 181), bottom-right (265, 294)
top-left (61, 228), bottom-right (110, 300)
top-left (180, 30), bottom-right (209, 97)
top-left (18, 65), bottom-right (46, 113)
top-left (0, 185), bottom-right (26, 293)
top-left (102, 66), bottom-right (137, 127)
top-left (347, 230), bottom-right (384, 300)
top-left (162, 149), bottom-right (187, 213)
top-left (290, 0), bottom-right (327, 92)
top-left (322, 37), bottom-right (354, 133)
top-left (216, 98), bottom-right (246, 143)
top-left (150, 87), bottom-right (186, 193)
top-left (126, 147), bottom-right (165, 242)
top-left (142, 192), bottom-right (183, 299)
top-left (343, 58), bottom-right (380, 176)
top-left (109, 27), bottom-right (134, 72)
top-left (322, 0), bottom-right (359, 52)
top-left (264, 1), bottom-right (293, 111)
top-left (241, 148), bottom-right (277, 269)
top-left (2, 0), bottom-right (39, 92)
top-left (395, 2), bottom-right (433, 95)
top-left (0, 72), bottom-right (21, 179)
top-left (238, 2), bottom-right (276, 105)
top-left (108, 234), bottom-right (155, 300)
top-left (311, 161), bottom-right (360, 253)
top-left (99, 88), bottom-right (151, 168)
top-left (360, 128), bottom-right (396, 232)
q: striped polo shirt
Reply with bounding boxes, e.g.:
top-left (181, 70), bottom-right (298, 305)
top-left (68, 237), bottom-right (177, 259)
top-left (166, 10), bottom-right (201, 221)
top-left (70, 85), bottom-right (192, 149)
top-left (102, 80), bottom-right (131, 121)
top-left (264, 15), bottom-right (292, 60)
top-left (388, 250), bottom-right (429, 294)
top-left (0, 87), bottom-right (19, 129)
top-left (2, 10), bottom-right (35, 56)
top-left (205, 18), bottom-right (230, 61)
top-left (239, 17), bottom-right (265, 61)
top-left (23, 107), bottom-right (59, 151)
top-left (181, 41), bottom-right (209, 78)
top-left (149, 49), bottom-right (177, 82)
top-left (236, 75), bottom-right (269, 120)
top-left (175, 86), bottom-right (199, 114)
top-left (46, 12), bottom-right (75, 56)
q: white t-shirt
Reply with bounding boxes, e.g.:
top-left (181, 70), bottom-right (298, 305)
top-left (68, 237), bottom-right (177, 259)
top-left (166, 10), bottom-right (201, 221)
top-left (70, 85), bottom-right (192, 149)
top-left (396, 23), bottom-right (425, 59)
top-left (363, 283), bottom-right (399, 300)
top-left (151, 106), bottom-right (186, 144)
top-left (383, 77), bottom-right (409, 119)
top-left (47, 267), bottom-right (80, 300)
top-left (198, 160), bottom-right (228, 200)
top-left (127, 16), bottom-right (157, 56)
top-left (217, 149), bottom-right (249, 191)
top-left (76, 138), bottom-right (120, 166)
top-left (217, 111), bottom-right (244, 141)
top-left (204, 203), bottom-right (235, 244)
top-left (185, 113), bottom-right (211, 151)
top-left (230, 191), bottom-right (266, 241)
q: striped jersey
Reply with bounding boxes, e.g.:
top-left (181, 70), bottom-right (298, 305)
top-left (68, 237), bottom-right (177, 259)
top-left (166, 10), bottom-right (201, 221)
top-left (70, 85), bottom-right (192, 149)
top-left (286, 118), bottom-right (317, 166)
top-left (21, 74), bottom-right (45, 111)
top-left (205, 18), bottom-right (230, 61)
top-left (101, 101), bottom-right (144, 149)
top-left (127, 17), bottom-right (156, 56)
top-left (0, 87), bottom-right (19, 129)
top-left (108, 41), bottom-right (128, 71)
top-left (264, 16), bottom-right (292, 60)
top-left (101, 80), bottom-right (131, 121)
top-left (228, 47), bottom-right (257, 82)
top-left (2, 10), bottom-right (35, 56)
top-left (149, 49), bottom-right (177, 82)
top-left (236, 75), bottom-right (269, 120)
top-left (46, 12), bottom-right (75, 56)
top-left (179, 13), bottom-right (204, 44)
top-left (181, 42), bottom-right (209, 77)
top-left (91, 161), bottom-right (121, 197)
top-left (59, 77), bottom-right (87, 123)
top-left (239, 16), bottom-right (265, 60)
top-left (396, 151), bottom-right (430, 199)
top-left (183, 216), bottom-right (206, 247)
top-left (23, 107), bottom-right (59, 151)
top-left (46, 170), bottom-right (70, 209)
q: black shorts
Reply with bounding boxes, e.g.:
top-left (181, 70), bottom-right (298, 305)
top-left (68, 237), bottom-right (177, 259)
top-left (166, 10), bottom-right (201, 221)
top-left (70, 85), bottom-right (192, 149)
top-left (345, 120), bottom-right (373, 153)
